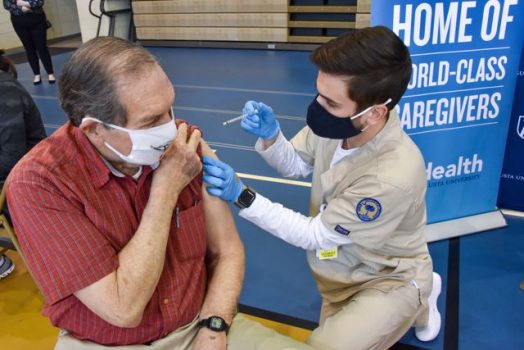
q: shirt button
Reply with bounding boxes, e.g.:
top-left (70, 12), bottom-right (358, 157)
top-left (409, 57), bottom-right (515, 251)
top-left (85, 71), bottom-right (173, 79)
top-left (163, 298), bottom-right (169, 305)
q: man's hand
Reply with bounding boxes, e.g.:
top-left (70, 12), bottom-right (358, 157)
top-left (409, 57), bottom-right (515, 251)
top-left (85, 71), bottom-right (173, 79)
top-left (16, 0), bottom-right (30, 8)
top-left (241, 101), bottom-right (280, 140)
top-left (202, 156), bottom-right (243, 202)
top-left (152, 123), bottom-right (202, 206)
top-left (191, 328), bottom-right (227, 350)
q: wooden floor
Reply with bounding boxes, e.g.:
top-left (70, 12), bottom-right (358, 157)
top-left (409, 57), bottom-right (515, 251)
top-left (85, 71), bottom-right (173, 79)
top-left (0, 250), bottom-right (58, 350)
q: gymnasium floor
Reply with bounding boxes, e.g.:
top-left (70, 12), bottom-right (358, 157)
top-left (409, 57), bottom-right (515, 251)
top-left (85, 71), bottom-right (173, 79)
top-left (1, 43), bottom-right (523, 350)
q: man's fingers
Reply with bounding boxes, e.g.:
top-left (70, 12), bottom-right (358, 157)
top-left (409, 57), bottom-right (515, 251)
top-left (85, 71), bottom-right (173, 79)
top-left (258, 102), bottom-right (273, 115)
top-left (241, 118), bottom-right (258, 130)
top-left (176, 123), bottom-right (188, 143)
top-left (187, 129), bottom-right (202, 151)
top-left (243, 100), bottom-right (258, 115)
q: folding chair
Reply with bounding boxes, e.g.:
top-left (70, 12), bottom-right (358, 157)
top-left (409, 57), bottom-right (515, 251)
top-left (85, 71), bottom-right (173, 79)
top-left (0, 183), bottom-right (17, 252)
top-left (89, 0), bottom-right (136, 41)
top-left (0, 183), bottom-right (39, 284)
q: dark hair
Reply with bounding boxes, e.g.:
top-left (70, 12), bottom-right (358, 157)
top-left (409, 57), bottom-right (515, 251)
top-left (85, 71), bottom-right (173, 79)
top-left (310, 26), bottom-right (412, 112)
top-left (0, 49), bottom-right (17, 79)
top-left (59, 37), bottom-right (159, 127)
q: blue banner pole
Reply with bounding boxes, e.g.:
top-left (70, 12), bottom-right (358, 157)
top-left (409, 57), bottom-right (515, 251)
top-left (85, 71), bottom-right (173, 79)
top-left (498, 45), bottom-right (524, 211)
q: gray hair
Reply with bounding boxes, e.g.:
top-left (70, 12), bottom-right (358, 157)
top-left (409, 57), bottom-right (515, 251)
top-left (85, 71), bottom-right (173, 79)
top-left (58, 37), bottom-right (159, 127)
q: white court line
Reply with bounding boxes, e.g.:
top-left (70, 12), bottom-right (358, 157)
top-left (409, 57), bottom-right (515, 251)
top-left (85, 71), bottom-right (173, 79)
top-left (404, 85), bottom-right (504, 98)
top-left (30, 84), bottom-right (315, 98)
top-left (175, 106), bottom-right (305, 121)
top-left (237, 172), bottom-right (311, 188)
top-left (42, 123), bottom-right (258, 153)
top-left (411, 46), bottom-right (511, 57)
top-left (407, 122), bottom-right (499, 136)
top-left (42, 124), bottom-right (259, 153)
top-left (500, 209), bottom-right (524, 218)
top-left (176, 84), bottom-right (316, 97)
top-left (42, 123), bottom-right (310, 188)
top-left (32, 96), bottom-right (306, 122)
top-left (32, 95), bottom-right (57, 100)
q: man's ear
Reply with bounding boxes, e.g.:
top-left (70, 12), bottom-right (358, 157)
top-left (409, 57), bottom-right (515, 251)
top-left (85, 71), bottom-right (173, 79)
top-left (366, 104), bottom-right (389, 126)
top-left (79, 119), bottom-right (106, 146)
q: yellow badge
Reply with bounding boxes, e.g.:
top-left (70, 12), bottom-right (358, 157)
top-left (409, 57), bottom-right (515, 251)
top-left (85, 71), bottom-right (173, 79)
top-left (317, 247), bottom-right (338, 260)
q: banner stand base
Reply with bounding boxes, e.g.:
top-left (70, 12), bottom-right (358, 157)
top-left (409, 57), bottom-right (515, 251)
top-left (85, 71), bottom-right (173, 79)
top-left (426, 211), bottom-right (507, 242)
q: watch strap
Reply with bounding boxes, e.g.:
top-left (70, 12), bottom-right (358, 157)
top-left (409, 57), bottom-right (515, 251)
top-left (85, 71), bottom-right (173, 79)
top-left (198, 316), bottom-right (230, 333)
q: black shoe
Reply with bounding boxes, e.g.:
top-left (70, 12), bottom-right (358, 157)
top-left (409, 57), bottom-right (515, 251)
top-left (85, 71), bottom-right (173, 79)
top-left (48, 78), bottom-right (56, 84)
top-left (33, 76), bottom-right (42, 85)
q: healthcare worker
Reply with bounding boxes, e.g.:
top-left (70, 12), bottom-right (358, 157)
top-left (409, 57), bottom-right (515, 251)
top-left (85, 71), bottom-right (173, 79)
top-left (203, 26), bottom-right (442, 350)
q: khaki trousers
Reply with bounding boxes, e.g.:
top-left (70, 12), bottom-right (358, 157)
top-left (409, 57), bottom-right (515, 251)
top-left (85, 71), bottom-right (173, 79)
top-left (307, 283), bottom-right (428, 350)
top-left (54, 314), bottom-right (314, 350)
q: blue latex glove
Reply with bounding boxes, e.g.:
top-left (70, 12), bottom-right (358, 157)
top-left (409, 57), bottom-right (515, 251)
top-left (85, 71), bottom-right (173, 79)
top-left (241, 101), bottom-right (280, 140)
top-left (202, 156), bottom-right (243, 202)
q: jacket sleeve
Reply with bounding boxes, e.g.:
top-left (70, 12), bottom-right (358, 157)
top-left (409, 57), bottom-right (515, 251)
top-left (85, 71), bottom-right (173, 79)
top-left (22, 93), bottom-right (46, 148)
top-left (3, 0), bottom-right (16, 11)
top-left (255, 131), bottom-right (313, 178)
top-left (238, 192), bottom-right (352, 250)
top-left (0, 94), bottom-right (28, 181)
top-left (28, 0), bottom-right (44, 8)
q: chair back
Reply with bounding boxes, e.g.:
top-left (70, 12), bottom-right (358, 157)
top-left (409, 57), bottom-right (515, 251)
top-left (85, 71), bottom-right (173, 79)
top-left (0, 183), bottom-right (40, 286)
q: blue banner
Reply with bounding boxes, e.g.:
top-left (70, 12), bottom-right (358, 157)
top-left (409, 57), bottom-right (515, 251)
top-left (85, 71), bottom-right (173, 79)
top-left (371, 0), bottom-right (524, 223)
top-left (498, 46), bottom-right (524, 211)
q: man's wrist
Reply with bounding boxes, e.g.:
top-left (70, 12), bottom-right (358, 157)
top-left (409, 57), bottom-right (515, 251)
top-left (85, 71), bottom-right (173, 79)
top-left (261, 123), bottom-right (280, 140)
top-left (149, 185), bottom-right (179, 209)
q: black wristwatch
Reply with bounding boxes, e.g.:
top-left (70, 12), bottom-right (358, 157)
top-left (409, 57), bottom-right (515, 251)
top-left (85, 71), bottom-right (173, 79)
top-left (198, 316), bottom-right (230, 333)
top-left (235, 186), bottom-right (256, 209)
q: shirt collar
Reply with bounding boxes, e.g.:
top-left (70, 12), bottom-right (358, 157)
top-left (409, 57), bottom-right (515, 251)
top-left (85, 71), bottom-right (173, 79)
top-left (100, 157), bottom-right (144, 181)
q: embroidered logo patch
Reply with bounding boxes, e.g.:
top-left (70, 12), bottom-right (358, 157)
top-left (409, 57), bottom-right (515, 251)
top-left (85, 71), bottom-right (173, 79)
top-left (334, 225), bottom-right (350, 236)
top-left (356, 198), bottom-right (382, 222)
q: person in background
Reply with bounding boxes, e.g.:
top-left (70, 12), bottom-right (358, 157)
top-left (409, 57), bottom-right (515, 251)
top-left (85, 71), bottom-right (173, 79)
top-left (203, 26), bottom-right (442, 350)
top-left (3, 0), bottom-right (55, 84)
top-left (0, 48), bottom-right (46, 280)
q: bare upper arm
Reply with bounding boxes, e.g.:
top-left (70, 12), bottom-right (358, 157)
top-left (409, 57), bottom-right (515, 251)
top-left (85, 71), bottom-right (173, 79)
top-left (200, 140), bottom-right (244, 259)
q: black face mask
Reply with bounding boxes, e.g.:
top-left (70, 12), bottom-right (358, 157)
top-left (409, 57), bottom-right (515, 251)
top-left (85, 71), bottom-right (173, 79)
top-left (306, 96), bottom-right (392, 139)
top-left (306, 97), bottom-right (363, 139)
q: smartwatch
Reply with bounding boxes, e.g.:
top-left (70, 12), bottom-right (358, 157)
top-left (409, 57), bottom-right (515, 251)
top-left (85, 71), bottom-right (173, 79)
top-left (235, 186), bottom-right (256, 209)
top-left (198, 316), bottom-right (230, 333)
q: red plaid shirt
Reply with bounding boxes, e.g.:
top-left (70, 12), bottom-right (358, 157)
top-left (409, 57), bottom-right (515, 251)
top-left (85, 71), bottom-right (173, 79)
top-left (6, 122), bottom-right (207, 346)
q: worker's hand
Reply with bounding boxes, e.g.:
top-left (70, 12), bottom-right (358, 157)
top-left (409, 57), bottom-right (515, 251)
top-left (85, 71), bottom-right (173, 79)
top-left (202, 156), bottom-right (243, 202)
top-left (241, 101), bottom-right (280, 140)
top-left (152, 123), bottom-right (202, 205)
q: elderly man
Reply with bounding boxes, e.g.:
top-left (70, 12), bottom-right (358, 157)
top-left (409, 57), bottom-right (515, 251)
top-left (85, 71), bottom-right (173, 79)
top-left (6, 37), bottom-right (313, 350)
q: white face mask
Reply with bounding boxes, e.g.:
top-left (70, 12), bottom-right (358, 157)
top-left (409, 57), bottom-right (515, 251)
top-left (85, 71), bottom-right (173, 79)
top-left (82, 109), bottom-right (177, 166)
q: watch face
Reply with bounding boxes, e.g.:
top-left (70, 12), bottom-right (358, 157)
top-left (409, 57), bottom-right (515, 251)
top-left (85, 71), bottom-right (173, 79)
top-left (210, 317), bottom-right (224, 330)
top-left (238, 188), bottom-right (256, 207)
